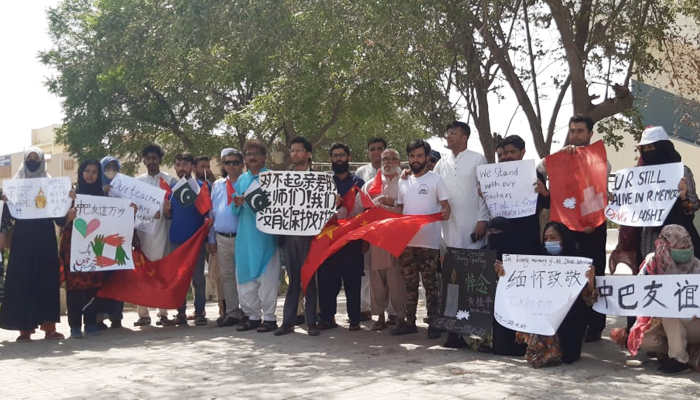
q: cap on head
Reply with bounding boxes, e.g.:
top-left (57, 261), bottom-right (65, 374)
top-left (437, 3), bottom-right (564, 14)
top-left (638, 126), bottom-right (669, 146)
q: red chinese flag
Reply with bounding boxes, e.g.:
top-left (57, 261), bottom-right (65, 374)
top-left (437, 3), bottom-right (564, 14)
top-left (301, 207), bottom-right (442, 292)
top-left (359, 188), bottom-right (375, 210)
top-left (341, 185), bottom-right (359, 214)
top-left (159, 177), bottom-right (172, 200)
top-left (546, 140), bottom-right (608, 232)
top-left (226, 178), bottom-right (236, 205)
top-left (97, 222), bottom-right (210, 309)
top-left (367, 172), bottom-right (383, 197)
top-left (195, 181), bottom-right (212, 215)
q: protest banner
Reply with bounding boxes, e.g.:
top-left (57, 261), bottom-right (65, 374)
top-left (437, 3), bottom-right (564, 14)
top-left (477, 159), bottom-right (538, 218)
top-left (3, 177), bottom-right (72, 219)
top-left (107, 173), bottom-right (165, 233)
top-left (605, 163), bottom-right (683, 227)
top-left (494, 254), bottom-right (592, 335)
top-left (432, 248), bottom-right (497, 337)
top-left (546, 140), bottom-right (608, 232)
top-left (594, 274), bottom-right (700, 318)
top-left (70, 195), bottom-right (135, 272)
top-left (256, 171), bottom-right (338, 235)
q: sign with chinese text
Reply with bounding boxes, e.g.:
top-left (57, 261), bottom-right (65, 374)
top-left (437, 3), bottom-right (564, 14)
top-left (3, 177), bottom-right (72, 219)
top-left (432, 248), bottom-right (497, 337)
top-left (256, 171), bottom-right (338, 235)
top-left (594, 274), bottom-right (700, 318)
top-left (494, 254), bottom-right (591, 335)
top-left (70, 195), bottom-right (135, 272)
top-left (108, 173), bottom-right (165, 233)
top-left (477, 160), bottom-right (538, 219)
top-left (605, 163), bottom-right (683, 227)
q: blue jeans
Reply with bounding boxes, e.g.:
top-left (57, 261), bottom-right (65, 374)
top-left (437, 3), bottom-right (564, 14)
top-left (171, 242), bottom-right (207, 316)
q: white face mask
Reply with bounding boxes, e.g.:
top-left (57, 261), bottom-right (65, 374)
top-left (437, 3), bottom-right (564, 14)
top-left (104, 169), bottom-right (118, 180)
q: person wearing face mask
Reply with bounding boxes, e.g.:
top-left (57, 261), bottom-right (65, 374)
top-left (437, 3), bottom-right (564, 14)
top-left (494, 222), bottom-right (597, 367)
top-left (0, 148), bottom-right (66, 341)
top-left (621, 225), bottom-right (700, 374)
top-left (100, 156), bottom-right (121, 194)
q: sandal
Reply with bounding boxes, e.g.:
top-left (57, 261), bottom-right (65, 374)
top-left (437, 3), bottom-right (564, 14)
top-left (371, 321), bottom-right (388, 331)
top-left (45, 330), bottom-right (65, 340)
top-left (237, 320), bottom-right (261, 332)
top-left (16, 334), bottom-right (32, 342)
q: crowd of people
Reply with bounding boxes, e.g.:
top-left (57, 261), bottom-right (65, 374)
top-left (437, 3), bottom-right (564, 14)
top-left (1, 115), bottom-right (699, 375)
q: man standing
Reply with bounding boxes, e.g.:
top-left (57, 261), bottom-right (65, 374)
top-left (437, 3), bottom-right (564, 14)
top-left (354, 137), bottom-right (387, 322)
top-left (194, 156), bottom-right (215, 184)
top-left (434, 121), bottom-right (490, 250)
top-left (393, 140), bottom-right (450, 339)
top-left (538, 114), bottom-right (609, 342)
top-left (164, 153), bottom-right (209, 326)
top-left (275, 137), bottom-right (321, 336)
top-left (427, 150), bottom-right (441, 172)
top-left (232, 140), bottom-right (280, 333)
top-left (362, 148), bottom-right (406, 331)
top-left (317, 143), bottom-right (365, 331)
top-left (210, 148), bottom-right (246, 327)
top-left (133, 145), bottom-right (177, 327)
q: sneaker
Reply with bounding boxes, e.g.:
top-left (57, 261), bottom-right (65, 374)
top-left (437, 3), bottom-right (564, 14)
top-left (217, 316), bottom-right (241, 327)
top-left (257, 320), bottom-right (278, 333)
top-left (658, 358), bottom-right (691, 374)
top-left (84, 324), bottom-right (102, 336)
top-left (390, 322), bottom-right (418, 336)
top-left (70, 328), bottom-right (84, 339)
top-left (307, 323), bottom-right (321, 337)
top-left (274, 324), bottom-right (295, 336)
top-left (194, 315), bottom-right (208, 326)
top-left (133, 317), bottom-right (151, 327)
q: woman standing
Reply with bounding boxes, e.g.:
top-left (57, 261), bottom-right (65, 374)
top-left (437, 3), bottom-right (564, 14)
top-left (0, 147), bottom-right (66, 341)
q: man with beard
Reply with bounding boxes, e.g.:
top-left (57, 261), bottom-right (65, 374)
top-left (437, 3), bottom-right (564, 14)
top-left (133, 145), bottom-right (177, 327)
top-left (194, 156), bottom-right (215, 184)
top-left (275, 137), bottom-right (321, 336)
top-left (316, 143), bottom-right (365, 331)
top-left (392, 139), bottom-right (450, 339)
top-left (163, 153), bottom-right (210, 326)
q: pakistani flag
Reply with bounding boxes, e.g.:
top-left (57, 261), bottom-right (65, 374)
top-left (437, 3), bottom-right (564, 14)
top-left (243, 180), bottom-right (271, 213)
top-left (172, 177), bottom-right (199, 207)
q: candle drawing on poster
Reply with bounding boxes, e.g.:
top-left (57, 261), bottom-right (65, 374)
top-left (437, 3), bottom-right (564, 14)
top-left (477, 159), bottom-right (538, 218)
top-left (107, 173), bottom-right (165, 233)
top-left (2, 177), bottom-right (72, 219)
top-left (605, 162), bottom-right (683, 227)
top-left (255, 171), bottom-right (338, 235)
top-left (494, 254), bottom-right (591, 335)
top-left (431, 248), bottom-right (497, 337)
top-left (70, 195), bottom-right (136, 272)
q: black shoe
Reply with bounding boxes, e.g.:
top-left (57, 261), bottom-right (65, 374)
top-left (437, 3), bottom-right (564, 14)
top-left (443, 332), bottom-right (467, 348)
top-left (257, 320), bottom-right (278, 333)
top-left (390, 322), bottom-right (418, 336)
top-left (387, 315), bottom-right (398, 326)
top-left (307, 323), bottom-right (321, 337)
top-left (110, 320), bottom-right (122, 329)
top-left (96, 322), bottom-right (109, 330)
top-left (317, 320), bottom-right (338, 330)
top-left (274, 324), bottom-right (295, 336)
top-left (348, 323), bottom-right (361, 331)
top-left (658, 358), bottom-right (691, 374)
top-left (216, 315), bottom-right (226, 325)
top-left (427, 326), bottom-right (442, 340)
top-left (156, 315), bottom-right (169, 326)
top-left (359, 311), bottom-right (373, 322)
top-left (295, 315), bottom-right (306, 326)
top-left (133, 317), bottom-right (151, 327)
top-left (217, 316), bottom-right (241, 327)
top-left (237, 319), bottom-right (262, 331)
top-left (171, 314), bottom-right (188, 326)
top-left (194, 315), bottom-right (208, 326)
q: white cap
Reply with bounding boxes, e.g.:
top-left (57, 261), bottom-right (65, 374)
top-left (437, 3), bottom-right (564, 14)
top-left (637, 126), bottom-right (669, 146)
top-left (220, 148), bottom-right (237, 158)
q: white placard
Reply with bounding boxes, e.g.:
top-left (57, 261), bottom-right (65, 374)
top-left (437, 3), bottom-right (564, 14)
top-left (107, 173), bottom-right (165, 233)
top-left (494, 253), bottom-right (591, 335)
top-left (605, 163), bottom-right (683, 227)
top-left (255, 171), bottom-right (338, 235)
top-left (594, 274), bottom-right (700, 318)
top-left (70, 195), bottom-right (135, 272)
top-left (3, 177), bottom-right (72, 219)
top-left (477, 159), bottom-right (538, 218)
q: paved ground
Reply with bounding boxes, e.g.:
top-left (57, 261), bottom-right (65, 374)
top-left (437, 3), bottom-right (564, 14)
top-left (1, 296), bottom-right (699, 400)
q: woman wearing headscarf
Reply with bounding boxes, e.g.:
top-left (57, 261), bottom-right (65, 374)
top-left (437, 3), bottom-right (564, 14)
top-left (58, 159), bottom-right (106, 338)
top-left (0, 147), bottom-right (66, 341)
top-left (613, 225), bottom-right (700, 374)
top-left (494, 222), bottom-right (598, 367)
top-left (100, 156), bottom-right (122, 194)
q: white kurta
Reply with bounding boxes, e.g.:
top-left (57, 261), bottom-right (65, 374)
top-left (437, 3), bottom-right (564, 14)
top-left (434, 149), bottom-right (490, 249)
top-left (136, 171), bottom-right (176, 261)
top-left (355, 163), bottom-right (379, 184)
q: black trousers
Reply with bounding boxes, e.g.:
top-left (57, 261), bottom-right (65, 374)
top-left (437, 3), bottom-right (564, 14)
top-left (572, 224), bottom-right (607, 338)
top-left (66, 288), bottom-right (98, 329)
top-left (281, 236), bottom-right (317, 326)
top-left (317, 241), bottom-right (363, 325)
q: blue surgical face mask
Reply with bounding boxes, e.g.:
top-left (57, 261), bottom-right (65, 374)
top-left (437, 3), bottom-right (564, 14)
top-left (545, 241), bottom-right (563, 255)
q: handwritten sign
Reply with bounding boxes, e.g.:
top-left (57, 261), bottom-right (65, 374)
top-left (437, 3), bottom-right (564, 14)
top-left (3, 177), bottom-right (72, 219)
top-left (256, 171), bottom-right (338, 235)
top-left (477, 160), bottom-right (538, 218)
top-left (594, 274), bottom-right (700, 318)
top-left (108, 173), bottom-right (165, 233)
top-left (70, 195), bottom-right (135, 272)
top-left (494, 254), bottom-right (591, 335)
top-left (605, 163), bottom-right (683, 227)
top-left (432, 248), bottom-right (497, 337)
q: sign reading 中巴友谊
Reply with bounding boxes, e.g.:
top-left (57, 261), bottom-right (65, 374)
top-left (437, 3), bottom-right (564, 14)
top-left (70, 195), bottom-right (135, 272)
top-left (107, 173), bottom-right (165, 233)
top-left (255, 171), bottom-right (338, 235)
top-left (605, 163), bottom-right (683, 227)
top-left (431, 248), bottom-right (498, 337)
top-left (494, 254), bottom-right (591, 335)
top-left (477, 159), bottom-right (538, 219)
top-left (3, 177), bottom-right (72, 219)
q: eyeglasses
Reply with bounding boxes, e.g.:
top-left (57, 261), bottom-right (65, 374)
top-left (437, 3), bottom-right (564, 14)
top-left (381, 157), bottom-right (399, 162)
top-left (245, 152), bottom-right (262, 158)
top-left (330, 153), bottom-right (348, 160)
top-left (223, 160), bottom-right (242, 166)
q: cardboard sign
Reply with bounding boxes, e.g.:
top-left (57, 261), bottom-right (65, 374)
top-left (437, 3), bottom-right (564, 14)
top-left (605, 163), bottom-right (683, 227)
top-left (494, 254), bottom-right (591, 335)
top-left (432, 248), bottom-right (498, 337)
top-left (477, 159), bottom-right (538, 218)
top-left (3, 177), bottom-right (72, 219)
top-left (255, 171), bottom-right (338, 235)
top-left (70, 195), bottom-right (135, 272)
top-left (108, 173), bottom-right (165, 233)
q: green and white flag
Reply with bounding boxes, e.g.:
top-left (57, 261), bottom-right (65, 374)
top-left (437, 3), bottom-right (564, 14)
top-left (171, 177), bottom-right (199, 207)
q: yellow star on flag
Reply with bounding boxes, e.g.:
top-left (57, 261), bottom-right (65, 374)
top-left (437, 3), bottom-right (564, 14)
top-left (317, 224), bottom-right (339, 240)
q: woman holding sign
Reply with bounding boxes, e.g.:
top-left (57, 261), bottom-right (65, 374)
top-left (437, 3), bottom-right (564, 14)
top-left (0, 148), bottom-right (66, 341)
